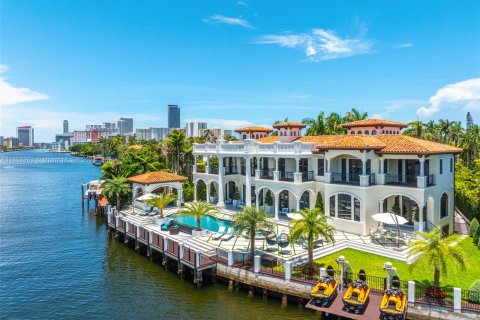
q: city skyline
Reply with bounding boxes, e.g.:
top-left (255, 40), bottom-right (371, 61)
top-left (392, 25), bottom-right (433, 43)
top-left (1, 0), bottom-right (479, 142)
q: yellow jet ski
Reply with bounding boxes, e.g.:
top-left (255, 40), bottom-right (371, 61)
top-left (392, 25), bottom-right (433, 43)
top-left (310, 266), bottom-right (338, 306)
top-left (342, 269), bottom-right (370, 314)
top-left (379, 276), bottom-right (407, 320)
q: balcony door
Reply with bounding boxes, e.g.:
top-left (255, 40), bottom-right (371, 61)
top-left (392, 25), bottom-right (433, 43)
top-left (348, 159), bottom-right (362, 182)
top-left (299, 158), bottom-right (308, 173)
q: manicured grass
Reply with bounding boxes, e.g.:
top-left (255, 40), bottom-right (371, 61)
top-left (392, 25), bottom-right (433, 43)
top-left (314, 236), bottom-right (480, 290)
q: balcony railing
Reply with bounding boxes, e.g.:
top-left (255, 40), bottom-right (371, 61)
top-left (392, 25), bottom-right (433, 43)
top-left (279, 171), bottom-right (294, 182)
top-left (301, 171), bottom-right (314, 182)
top-left (331, 173), bottom-right (360, 185)
top-left (260, 169), bottom-right (274, 180)
top-left (224, 166), bottom-right (238, 175)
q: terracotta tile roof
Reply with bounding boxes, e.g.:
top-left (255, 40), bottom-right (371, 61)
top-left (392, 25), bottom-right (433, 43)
top-left (127, 171), bottom-right (187, 184)
top-left (256, 136), bottom-right (279, 143)
top-left (272, 121), bottom-right (306, 129)
top-left (234, 126), bottom-right (273, 133)
top-left (342, 119), bottom-right (407, 128)
top-left (375, 135), bottom-right (462, 155)
top-left (308, 135), bottom-right (386, 151)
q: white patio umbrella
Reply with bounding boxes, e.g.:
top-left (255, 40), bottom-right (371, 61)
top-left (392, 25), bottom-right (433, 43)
top-left (371, 212), bottom-right (408, 225)
top-left (286, 212), bottom-right (303, 220)
top-left (372, 212), bottom-right (408, 247)
top-left (137, 193), bottom-right (156, 202)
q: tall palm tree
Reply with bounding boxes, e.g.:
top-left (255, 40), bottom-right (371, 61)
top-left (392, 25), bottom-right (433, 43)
top-left (408, 227), bottom-right (465, 287)
top-left (233, 207), bottom-right (272, 263)
top-left (147, 193), bottom-right (176, 218)
top-left (302, 112), bottom-right (326, 136)
top-left (422, 120), bottom-right (438, 141)
top-left (448, 121), bottom-right (463, 147)
top-left (345, 108), bottom-right (368, 122)
top-left (289, 208), bottom-right (335, 267)
top-left (167, 129), bottom-right (187, 174)
top-left (460, 124), bottom-right (480, 167)
top-left (177, 201), bottom-right (218, 231)
top-left (325, 112), bottom-right (345, 134)
top-left (102, 176), bottom-right (131, 210)
top-left (403, 120), bottom-right (423, 138)
top-left (438, 119), bottom-right (454, 143)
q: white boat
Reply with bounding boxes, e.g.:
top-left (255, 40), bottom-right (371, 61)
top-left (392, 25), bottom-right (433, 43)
top-left (92, 156), bottom-right (104, 166)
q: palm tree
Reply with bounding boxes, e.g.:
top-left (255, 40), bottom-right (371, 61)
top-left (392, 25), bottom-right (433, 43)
top-left (102, 176), bottom-right (130, 210)
top-left (177, 201), bottom-right (218, 231)
top-left (422, 120), bottom-right (439, 141)
top-left (232, 207), bottom-right (272, 263)
top-left (345, 108), bottom-right (368, 122)
top-left (438, 119), bottom-right (454, 143)
top-left (289, 208), bottom-right (335, 267)
top-left (460, 124), bottom-right (480, 167)
top-left (325, 112), bottom-right (345, 134)
top-left (302, 112), bottom-right (326, 136)
top-left (403, 120), bottom-right (423, 138)
top-left (147, 193), bottom-right (176, 218)
top-left (408, 227), bottom-right (465, 287)
top-left (167, 129), bottom-right (187, 174)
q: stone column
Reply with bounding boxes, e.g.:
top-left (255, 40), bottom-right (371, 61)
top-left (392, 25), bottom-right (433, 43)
top-left (217, 156), bottom-right (225, 207)
top-left (274, 193), bottom-right (279, 220)
top-left (296, 196), bottom-right (301, 212)
top-left (177, 189), bottom-right (183, 206)
top-left (245, 157), bottom-right (252, 207)
top-left (206, 157), bottom-right (210, 174)
top-left (418, 204), bottom-right (424, 232)
top-left (408, 281), bottom-right (415, 303)
top-left (379, 199), bottom-right (385, 212)
top-left (255, 189), bottom-right (260, 208)
top-left (206, 183), bottom-right (211, 203)
top-left (193, 183), bottom-right (197, 202)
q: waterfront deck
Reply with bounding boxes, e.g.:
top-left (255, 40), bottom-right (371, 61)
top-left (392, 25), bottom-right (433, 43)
top-left (305, 291), bottom-right (383, 320)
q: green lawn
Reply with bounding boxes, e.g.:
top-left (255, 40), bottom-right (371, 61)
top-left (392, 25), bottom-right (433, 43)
top-left (314, 236), bottom-right (480, 290)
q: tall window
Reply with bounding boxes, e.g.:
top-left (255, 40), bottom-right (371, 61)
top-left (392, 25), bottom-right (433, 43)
top-left (440, 193), bottom-right (448, 219)
top-left (440, 159), bottom-right (443, 174)
top-left (354, 198), bottom-right (360, 221)
top-left (338, 194), bottom-right (351, 220)
top-left (330, 195), bottom-right (336, 217)
top-left (317, 159), bottom-right (325, 176)
top-left (450, 158), bottom-right (453, 173)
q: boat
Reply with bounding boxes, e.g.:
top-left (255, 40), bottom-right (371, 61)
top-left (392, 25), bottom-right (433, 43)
top-left (310, 265), bottom-right (338, 306)
top-left (379, 276), bottom-right (407, 320)
top-left (93, 156), bottom-right (104, 166)
top-left (342, 269), bottom-right (370, 314)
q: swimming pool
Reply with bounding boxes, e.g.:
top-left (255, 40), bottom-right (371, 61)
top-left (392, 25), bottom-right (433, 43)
top-left (172, 215), bottom-right (231, 232)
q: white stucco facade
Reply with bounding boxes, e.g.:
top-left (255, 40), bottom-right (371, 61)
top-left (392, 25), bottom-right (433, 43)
top-left (192, 137), bottom-right (457, 236)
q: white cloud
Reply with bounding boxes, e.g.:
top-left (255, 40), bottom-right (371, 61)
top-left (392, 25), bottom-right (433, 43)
top-left (202, 14), bottom-right (253, 28)
top-left (417, 78), bottom-right (480, 117)
top-left (237, 1), bottom-right (249, 7)
top-left (0, 64), bottom-right (49, 107)
top-left (255, 28), bottom-right (373, 61)
top-left (398, 43), bottom-right (414, 48)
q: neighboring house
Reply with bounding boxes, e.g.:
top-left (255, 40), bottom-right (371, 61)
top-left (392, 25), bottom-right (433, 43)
top-left (192, 119), bottom-right (461, 236)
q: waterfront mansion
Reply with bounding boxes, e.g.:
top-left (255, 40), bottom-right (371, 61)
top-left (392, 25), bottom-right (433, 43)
top-left (192, 119), bottom-right (462, 236)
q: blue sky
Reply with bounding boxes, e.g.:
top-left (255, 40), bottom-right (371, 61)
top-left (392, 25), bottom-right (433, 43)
top-left (1, 0), bottom-right (479, 142)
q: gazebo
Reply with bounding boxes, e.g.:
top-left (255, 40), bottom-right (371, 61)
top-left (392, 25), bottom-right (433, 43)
top-left (127, 171), bottom-right (188, 210)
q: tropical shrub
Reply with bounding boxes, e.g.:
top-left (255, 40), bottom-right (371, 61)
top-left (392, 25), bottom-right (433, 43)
top-left (455, 162), bottom-right (480, 222)
top-left (232, 188), bottom-right (240, 200)
top-left (265, 190), bottom-right (273, 206)
top-left (470, 218), bottom-right (479, 237)
top-left (473, 226), bottom-right (480, 245)
top-left (468, 280), bottom-right (480, 303)
top-left (315, 192), bottom-right (324, 210)
top-left (344, 263), bottom-right (353, 284)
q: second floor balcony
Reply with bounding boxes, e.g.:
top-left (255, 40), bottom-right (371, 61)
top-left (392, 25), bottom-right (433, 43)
top-left (384, 174), bottom-right (435, 187)
top-left (330, 173), bottom-right (375, 186)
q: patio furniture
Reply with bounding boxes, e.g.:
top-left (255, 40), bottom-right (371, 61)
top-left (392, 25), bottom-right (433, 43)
top-left (278, 232), bottom-right (290, 255)
top-left (236, 200), bottom-right (244, 208)
top-left (220, 228), bottom-right (235, 241)
top-left (169, 225), bottom-right (180, 235)
top-left (281, 208), bottom-right (289, 214)
top-left (161, 220), bottom-right (174, 231)
top-left (212, 226), bottom-right (227, 240)
top-left (225, 198), bottom-right (232, 205)
top-left (265, 231), bottom-right (278, 252)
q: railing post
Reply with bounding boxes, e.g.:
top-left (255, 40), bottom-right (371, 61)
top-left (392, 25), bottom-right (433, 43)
top-left (254, 255), bottom-right (261, 273)
top-left (195, 251), bottom-right (200, 269)
top-left (227, 251), bottom-right (234, 266)
top-left (319, 267), bottom-right (326, 277)
top-left (408, 281), bottom-right (415, 303)
top-left (325, 172), bottom-right (332, 184)
top-left (163, 237), bottom-right (169, 252)
top-left (285, 262), bottom-right (292, 281)
top-left (453, 287), bottom-right (461, 312)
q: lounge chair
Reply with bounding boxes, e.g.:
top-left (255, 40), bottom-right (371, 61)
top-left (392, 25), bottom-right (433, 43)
top-left (220, 228), bottom-right (235, 241)
top-left (161, 220), bottom-right (174, 231)
top-left (281, 208), bottom-right (289, 214)
top-left (212, 226), bottom-right (227, 240)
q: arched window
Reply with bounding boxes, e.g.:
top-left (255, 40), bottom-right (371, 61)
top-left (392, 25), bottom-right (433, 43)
top-left (357, 130), bottom-right (362, 134)
top-left (440, 193), bottom-right (448, 218)
top-left (372, 130), bottom-right (377, 135)
top-left (330, 193), bottom-right (361, 221)
top-left (351, 131), bottom-right (355, 134)
top-left (365, 130), bottom-right (369, 135)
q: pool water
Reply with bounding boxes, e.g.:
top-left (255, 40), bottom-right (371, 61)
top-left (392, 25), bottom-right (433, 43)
top-left (173, 215), bottom-right (231, 232)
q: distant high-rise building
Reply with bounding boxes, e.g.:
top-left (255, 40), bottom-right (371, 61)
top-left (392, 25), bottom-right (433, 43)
top-left (103, 122), bottom-right (117, 133)
top-left (186, 121), bottom-right (207, 138)
top-left (168, 105), bottom-right (180, 129)
top-left (119, 117), bottom-right (133, 133)
top-left (63, 120), bottom-right (69, 133)
top-left (16, 126), bottom-right (34, 146)
top-left (86, 124), bottom-right (103, 131)
top-left (150, 127), bottom-right (171, 141)
top-left (55, 133), bottom-right (74, 144)
top-left (135, 128), bottom-right (151, 141)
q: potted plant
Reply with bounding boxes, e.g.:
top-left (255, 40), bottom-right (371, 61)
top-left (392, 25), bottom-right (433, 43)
top-left (264, 190), bottom-right (273, 213)
top-left (413, 207), bottom-right (420, 231)
top-left (209, 184), bottom-right (217, 204)
top-left (232, 187), bottom-right (240, 206)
